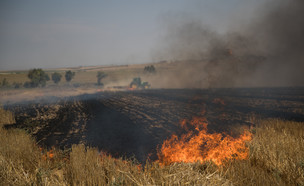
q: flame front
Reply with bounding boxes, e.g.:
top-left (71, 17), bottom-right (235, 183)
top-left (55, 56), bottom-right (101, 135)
top-left (158, 114), bottom-right (252, 166)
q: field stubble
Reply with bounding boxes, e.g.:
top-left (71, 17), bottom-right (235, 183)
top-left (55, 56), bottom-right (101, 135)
top-left (1, 116), bottom-right (303, 185)
top-left (1, 88), bottom-right (304, 185)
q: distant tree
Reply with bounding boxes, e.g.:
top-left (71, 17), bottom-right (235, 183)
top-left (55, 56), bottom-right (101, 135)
top-left (13, 82), bottom-right (22, 88)
top-left (65, 71), bottom-right (75, 82)
top-left (1, 78), bottom-right (9, 87)
top-left (96, 71), bottom-right (107, 86)
top-left (27, 68), bottom-right (50, 87)
top-left (144, 65), bottom-right (156, 74)
top-left (51, 72), bottom-right (62, 84)
top-left (23, 82), bottom-right (31, 88)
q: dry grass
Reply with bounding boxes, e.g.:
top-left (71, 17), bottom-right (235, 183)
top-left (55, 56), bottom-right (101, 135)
top-left (66, 144), bottom-right (229, 185)
top-left (0, 129), bottom-right (227, 185)
top-left (0, 107), bottom-right (15, 125)
top-left (223, 119), bottom-right (304, 185)
top-left (1, 107), bottom-right (303, 185)
top-left (0, 127), bottom-right (65, 185)
top-left (0, 73), bottom-right (28, 85)
top-left (250, 119), bottom-right (304, 184)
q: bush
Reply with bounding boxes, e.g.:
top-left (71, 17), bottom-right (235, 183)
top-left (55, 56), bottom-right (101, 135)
top-left (144, 65), bottom-right (156, 74)
top-left (51, 72), bottom-right (62, 84)
top-left (13, 82), bottom-right (22, 89)
top-left (0, 78), bottom-right (10, 88)
top-left (96, 71), bottom-right (107, 86)
top-left (65, 71), bottom-right (75, 82)
top-left (23, 81), bottom-right (32, 88)
top-left (27, 68), bottom-right (50, 87)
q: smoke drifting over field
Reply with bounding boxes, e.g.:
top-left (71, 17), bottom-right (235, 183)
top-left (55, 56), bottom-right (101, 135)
top-left (153, 0), bottom-right (304, 88)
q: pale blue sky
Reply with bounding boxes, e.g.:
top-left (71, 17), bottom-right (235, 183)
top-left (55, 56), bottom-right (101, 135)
top-left (0, 0), bottom-right (267, 70)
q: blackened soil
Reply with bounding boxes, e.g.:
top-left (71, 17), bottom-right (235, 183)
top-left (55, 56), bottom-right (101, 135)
top-left (5, 87), bottom-right (304, 162)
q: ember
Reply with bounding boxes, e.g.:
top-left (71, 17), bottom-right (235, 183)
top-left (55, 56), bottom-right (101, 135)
top-left (212, 98), bottom-right (225, 106)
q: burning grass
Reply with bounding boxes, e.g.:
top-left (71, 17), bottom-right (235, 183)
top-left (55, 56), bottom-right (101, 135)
top-left (157, 112), bottom-right (252, 166)
top-left (0, 107), bottom-right (304, 185)
top-left (0, 127), bottom-right (227, 185)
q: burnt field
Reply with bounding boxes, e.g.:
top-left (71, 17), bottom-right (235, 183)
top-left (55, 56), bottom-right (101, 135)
top-left (4, 87), bottom-right (304, 163)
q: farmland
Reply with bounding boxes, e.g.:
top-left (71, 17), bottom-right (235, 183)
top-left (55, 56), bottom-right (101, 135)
top-left (0, 61), bottom-right (304, 185)
top-left (4, 87), bottom-right (304, 161)
top-left (0, 62), bottom-right (176, 88)
top-left (1, 63), bottom-right (304, 185)
top-left (1, 77), bottom-right (304, 184)
top-left (2, 0), bottom-right (304, 184)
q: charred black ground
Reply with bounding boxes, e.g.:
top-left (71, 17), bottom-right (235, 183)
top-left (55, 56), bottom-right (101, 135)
top-left (4, 87), bottom-right (304, 163)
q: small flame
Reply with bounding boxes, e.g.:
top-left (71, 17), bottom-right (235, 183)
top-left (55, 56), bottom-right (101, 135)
top-left (40, 148), bottom-right (55, 160)
top-left (158, 113), bottom-right (252, 166)
top-left (47, 150), bottom-right (54, 159)
top-left (137, 164), bottom-right (142, 172)
top-left (212, 98), bottom-right (226, 106)
top-left (128, 87), bottom-right (136, 91)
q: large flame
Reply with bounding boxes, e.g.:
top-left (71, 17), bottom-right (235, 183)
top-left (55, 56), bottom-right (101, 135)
top-left (158, 112), bottom-right (252, 166)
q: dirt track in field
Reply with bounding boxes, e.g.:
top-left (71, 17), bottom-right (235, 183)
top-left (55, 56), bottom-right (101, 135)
top-left (5, 88), bottom-right (304, 162)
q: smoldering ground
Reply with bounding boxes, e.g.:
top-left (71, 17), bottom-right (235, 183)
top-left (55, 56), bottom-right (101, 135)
top-left (151, 0), bottom-right (304, 88)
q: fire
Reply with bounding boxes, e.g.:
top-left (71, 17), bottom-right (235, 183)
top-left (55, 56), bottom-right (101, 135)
top-left (40, 147), bottom-right (55, 160)
top-left (158, 114), bottom-right (252, 166)
top-left (212, 98), bottom-right (226, 105)
top-left (47, 150), bottom-right (54, 159)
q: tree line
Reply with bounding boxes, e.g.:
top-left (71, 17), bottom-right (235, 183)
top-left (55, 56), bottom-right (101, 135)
top-left (143, 65), bottom-right (156, 74)
top-left (23, 69), bottom-right (76, 88)
top-left (21, 69), bottom-right (107, 88)
top-left (1, 65), bottom-right (157, 89)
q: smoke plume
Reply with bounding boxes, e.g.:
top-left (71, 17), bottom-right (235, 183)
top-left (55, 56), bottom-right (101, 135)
top-left (152, 0), bottom-right (304, 88)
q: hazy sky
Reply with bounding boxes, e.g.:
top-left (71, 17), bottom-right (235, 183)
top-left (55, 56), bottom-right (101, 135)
top-left (0, 0), bottom-right (266, 70)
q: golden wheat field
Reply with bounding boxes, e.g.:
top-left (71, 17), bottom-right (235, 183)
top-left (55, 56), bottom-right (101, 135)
top-left (1, 85), bottom-right (304, 185)
top-left (1, 109), bottom-right (303, 185)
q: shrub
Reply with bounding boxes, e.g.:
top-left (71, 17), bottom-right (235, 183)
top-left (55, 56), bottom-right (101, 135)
top-left (27, 68), bottom-right (50, 87)
top-left (144, 65), bottom-right (156, 74)
top-left (65, 71), bottom-right (75, 82)
top-left (96, 71), bottom-right (107, 86)
top-left (13, 82), bottom-right (22, 89)
top-left (0, 78), bottom-right (10, 88)
top-left (23, 81), bottom-right (32, 88)
top-left (51, 72), bottom-right (62, 84)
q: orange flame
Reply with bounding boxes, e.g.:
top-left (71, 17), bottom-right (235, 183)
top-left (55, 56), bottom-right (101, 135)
top-left (47, 150), bottom-right (54, 159)
top-left (212, 98), bottom-right (226, 106)
top-left (158, 114), bottom-right (252, 166)
top-left (40, 147), bottom-right (55, 160)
